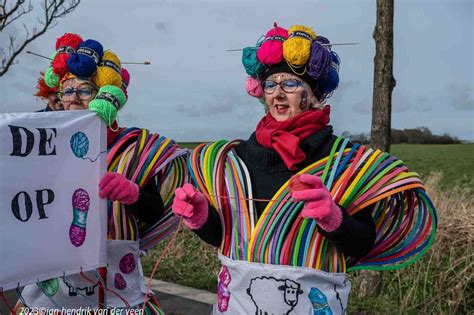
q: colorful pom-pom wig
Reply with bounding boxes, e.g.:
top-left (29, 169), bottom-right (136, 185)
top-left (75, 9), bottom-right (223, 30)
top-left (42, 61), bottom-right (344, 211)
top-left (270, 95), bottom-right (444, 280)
top-left (243, 22), bottom-right (341, 102)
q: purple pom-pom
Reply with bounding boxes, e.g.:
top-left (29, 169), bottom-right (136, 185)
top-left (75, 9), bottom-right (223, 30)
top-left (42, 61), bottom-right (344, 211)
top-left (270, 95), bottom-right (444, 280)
top-left (307, 37), bottom-right (332, 80)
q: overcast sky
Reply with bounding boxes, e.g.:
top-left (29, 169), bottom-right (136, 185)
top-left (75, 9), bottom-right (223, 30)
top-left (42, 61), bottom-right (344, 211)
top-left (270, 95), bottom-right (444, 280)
top-left (0, 0), bottom-right (472, 141)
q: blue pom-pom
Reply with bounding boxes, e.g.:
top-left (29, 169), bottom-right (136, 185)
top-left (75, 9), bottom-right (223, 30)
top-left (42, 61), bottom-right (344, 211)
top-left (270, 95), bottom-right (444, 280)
top-left (70, 132), bottom-right (89, 158)
top-left (67, 39), bottom-right (104, 77)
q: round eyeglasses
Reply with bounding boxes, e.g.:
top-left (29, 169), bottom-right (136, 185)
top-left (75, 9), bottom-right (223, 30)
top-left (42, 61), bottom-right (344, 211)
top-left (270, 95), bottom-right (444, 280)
top-left (262, 79), bottom-right (304, 94)
top-left (59, 86), bottom-right (97, 101)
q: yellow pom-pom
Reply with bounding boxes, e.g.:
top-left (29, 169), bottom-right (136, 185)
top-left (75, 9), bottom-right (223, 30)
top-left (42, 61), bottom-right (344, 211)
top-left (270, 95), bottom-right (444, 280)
top-left (94, 50), bottom-right (122, 88)
top-left (283, 25), bottom-right (317, 67)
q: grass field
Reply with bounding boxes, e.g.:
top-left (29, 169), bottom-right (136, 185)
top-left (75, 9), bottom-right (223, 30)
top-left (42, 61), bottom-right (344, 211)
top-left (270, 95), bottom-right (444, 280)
top-left (390, 144), bottom-right (474, 192)
top-left (143, 143), bottom-right (474, 314)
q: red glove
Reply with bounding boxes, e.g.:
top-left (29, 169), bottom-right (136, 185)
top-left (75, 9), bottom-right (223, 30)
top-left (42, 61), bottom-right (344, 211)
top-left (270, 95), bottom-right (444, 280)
top-left (99, 172), bottom-right (139, 205)
top-left (290, 174), bottom-right (342, 232)
top-left (172, 183), bottom-right (209, 230)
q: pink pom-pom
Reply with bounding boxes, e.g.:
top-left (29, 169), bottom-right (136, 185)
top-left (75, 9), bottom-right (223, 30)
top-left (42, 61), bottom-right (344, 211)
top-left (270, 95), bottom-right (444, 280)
top-left (121, 68), bottom-right (130, 90)
top-left (256, 25), bottom-right (288, 66)
top-left (121, 87), bottom-right (128, 100)
top-left (245, 77), bottom-right (263, 98)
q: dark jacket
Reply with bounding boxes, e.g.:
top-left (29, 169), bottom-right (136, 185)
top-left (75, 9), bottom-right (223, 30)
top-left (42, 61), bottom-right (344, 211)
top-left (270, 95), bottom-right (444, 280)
top-left (36, 105), bottom-right (52, 112)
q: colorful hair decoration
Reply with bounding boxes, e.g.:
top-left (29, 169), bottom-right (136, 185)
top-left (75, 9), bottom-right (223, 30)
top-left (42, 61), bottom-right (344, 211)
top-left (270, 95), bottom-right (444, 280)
top-left (121, 68), bottom-right (130, 100)
top-left (67, 39), bottom-right (104, 78)
top-left (51, 33), bottom-right (83, 77)
top-left (283, 25), bottom-right (317, 67)
top-left (245, 77), bottom-right (264, 98)
top-left (256, 22), bottom-right (288, 66)
top-left (88, 85), bottom-right (127, 126)
top-left (95, 50), bottom-right (123, 88)
top-left (243, 23), bottom-right (341, 101)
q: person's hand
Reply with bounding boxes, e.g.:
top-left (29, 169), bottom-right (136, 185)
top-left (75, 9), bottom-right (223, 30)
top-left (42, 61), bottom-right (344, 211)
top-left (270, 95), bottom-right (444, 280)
top-left (172, 183), bottom-right (209, 230)
top-left (99, 172), bottom-right (139, 205)
top-left (290, 174), bottom-right (342, 232)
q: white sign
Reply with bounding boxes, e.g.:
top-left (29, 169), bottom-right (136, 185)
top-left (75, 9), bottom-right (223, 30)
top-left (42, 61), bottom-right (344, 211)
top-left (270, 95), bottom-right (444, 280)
top-left (0, 111), bottom-right (107, 291)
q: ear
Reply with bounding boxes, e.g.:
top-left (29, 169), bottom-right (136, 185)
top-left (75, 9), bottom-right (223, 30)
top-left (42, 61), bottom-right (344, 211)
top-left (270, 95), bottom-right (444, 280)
top-left (308, 92), bottom-right (319, 107)
top-left (278, 285), bottom-right (286, 291)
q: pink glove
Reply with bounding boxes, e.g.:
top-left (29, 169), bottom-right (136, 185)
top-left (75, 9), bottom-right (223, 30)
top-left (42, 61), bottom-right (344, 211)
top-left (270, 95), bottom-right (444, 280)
top-left (172, 183), bottom-right (209, 230)
top-left (290, 174), bottom-right (342, 232)
top-left (99, 172), bottom-right (139, 205)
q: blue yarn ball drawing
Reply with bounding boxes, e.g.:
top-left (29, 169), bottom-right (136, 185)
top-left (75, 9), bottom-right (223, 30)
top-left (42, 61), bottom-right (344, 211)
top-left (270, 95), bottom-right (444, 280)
top-left (70, 132), bottom-right (89, 158)
top-left (70, 131), bottom-right (106, 162)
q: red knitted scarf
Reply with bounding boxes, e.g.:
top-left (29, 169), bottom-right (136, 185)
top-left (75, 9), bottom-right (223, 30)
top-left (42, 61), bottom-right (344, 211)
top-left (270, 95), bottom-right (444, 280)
top-left (255, 106), bottom-right (331, 170)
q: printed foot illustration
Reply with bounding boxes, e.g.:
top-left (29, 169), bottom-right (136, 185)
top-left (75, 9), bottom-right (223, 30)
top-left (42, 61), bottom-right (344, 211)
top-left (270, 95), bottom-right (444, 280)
top-left (119, 253), bottom-right (136, 274)
top-left (69, 188), bottom-right (90, 247)
top-left (217, 266), bottom-right (231, 312)
top-left (37, 278), bottom-right (59, 297)
top-left (114, 273), bottom-right (127, 290)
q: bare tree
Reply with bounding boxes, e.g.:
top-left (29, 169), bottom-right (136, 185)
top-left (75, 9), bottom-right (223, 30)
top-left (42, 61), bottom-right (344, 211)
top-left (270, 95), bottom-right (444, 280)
top-left (356, 0), bottom-right (395, 298)
top-left (370, 0), bottom-right (395, 152)
top-left (0, 0), bottom-right (80, 77)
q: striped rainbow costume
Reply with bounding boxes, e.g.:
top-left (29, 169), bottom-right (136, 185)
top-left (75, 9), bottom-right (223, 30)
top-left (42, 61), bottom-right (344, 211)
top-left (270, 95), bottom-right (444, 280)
top-left (189, 137), bottom-right (437, 314)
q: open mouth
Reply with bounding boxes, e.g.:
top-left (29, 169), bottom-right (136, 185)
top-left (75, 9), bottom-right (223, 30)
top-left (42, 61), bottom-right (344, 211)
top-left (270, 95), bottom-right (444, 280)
top-left (274, 104), bottom-right (289, 113)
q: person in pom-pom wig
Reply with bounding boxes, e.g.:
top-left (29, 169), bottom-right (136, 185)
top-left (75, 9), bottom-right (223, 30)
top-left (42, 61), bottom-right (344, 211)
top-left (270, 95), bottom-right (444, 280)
top-left (172, 22), bottom-right (437, 314)
top-left (17, 33), bottom-right (187, 313)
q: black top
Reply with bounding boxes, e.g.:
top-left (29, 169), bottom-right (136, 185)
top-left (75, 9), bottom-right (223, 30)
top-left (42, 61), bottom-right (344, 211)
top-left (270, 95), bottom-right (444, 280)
top-left (195, 126), bottom-right (376, 259)
top-left (126, 177), bottom-right (165, 230)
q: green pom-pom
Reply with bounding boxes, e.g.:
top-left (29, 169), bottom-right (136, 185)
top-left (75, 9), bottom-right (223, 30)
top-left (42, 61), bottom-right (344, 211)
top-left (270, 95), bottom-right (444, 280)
top-left (44, 67), bottom-right (59, 88)
top-left (88, 85), bottom-right (126, 126)
top-left (89, 101), bottom-right (117, 126)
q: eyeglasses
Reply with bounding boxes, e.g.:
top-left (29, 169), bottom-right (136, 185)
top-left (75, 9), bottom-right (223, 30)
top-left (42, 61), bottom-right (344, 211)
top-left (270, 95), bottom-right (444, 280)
top-left (59, 86), bottom-right (97, 101)
top-left (262, 79), bottom-right (305, 94)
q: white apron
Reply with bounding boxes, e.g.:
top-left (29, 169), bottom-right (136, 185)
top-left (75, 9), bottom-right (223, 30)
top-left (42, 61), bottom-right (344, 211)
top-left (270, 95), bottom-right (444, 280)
top-left (21, 240), bottom-right (148, 308)
top-left (213, 254), bottom-right (350, 315)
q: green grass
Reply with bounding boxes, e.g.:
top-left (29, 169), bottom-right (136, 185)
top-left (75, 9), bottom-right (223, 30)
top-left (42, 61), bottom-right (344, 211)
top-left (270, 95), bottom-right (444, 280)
top-left (391, 144), bottom-right (474, 191)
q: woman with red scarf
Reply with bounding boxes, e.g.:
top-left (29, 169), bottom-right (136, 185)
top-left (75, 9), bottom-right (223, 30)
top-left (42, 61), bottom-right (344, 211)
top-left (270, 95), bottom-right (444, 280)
top-left (172, 23), bottom-right (436, 314)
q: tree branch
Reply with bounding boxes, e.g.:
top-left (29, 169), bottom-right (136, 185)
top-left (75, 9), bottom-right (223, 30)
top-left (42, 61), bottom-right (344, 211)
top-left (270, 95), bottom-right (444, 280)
top-left (0, 1), bottom-right (33, 31)
top-left (0, 0), bottom-right (81, 77)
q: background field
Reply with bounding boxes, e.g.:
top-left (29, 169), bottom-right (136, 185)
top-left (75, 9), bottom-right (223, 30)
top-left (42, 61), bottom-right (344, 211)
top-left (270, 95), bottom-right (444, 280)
top-left (143, 143), bottom-right (474, 314)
